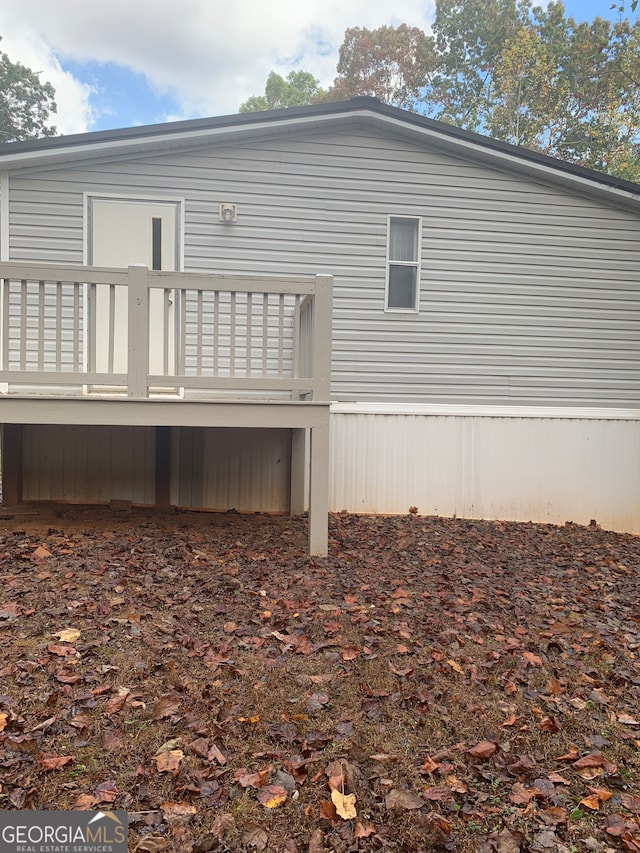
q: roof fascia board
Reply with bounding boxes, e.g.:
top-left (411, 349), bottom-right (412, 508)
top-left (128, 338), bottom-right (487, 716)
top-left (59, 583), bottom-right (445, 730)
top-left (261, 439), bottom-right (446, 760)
top-left (0, 112), bottom-right (354, 171)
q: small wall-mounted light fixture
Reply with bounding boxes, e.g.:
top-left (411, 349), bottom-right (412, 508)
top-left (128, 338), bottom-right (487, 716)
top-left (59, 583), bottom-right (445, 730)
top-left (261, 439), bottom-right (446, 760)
top-left (219, 202), bottom-right (237, 223)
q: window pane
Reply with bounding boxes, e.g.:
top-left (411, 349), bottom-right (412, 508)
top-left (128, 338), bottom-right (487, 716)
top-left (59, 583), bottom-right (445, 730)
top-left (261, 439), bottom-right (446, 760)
top-left (388, 265), bottom-right (416, 309)
top-left (389, 218), bottom-right (417, 262)
top-left (151, 217), bottom-right (162, 270)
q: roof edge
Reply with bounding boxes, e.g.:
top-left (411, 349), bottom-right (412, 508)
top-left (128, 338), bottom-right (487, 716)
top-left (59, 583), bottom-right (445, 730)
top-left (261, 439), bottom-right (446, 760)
top-left (0, 96), bottom-right (638, 199)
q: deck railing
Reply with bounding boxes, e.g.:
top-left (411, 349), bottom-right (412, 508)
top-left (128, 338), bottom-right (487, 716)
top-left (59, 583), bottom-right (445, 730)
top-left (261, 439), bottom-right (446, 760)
top-left (0, 262), bottom-right (333, 401)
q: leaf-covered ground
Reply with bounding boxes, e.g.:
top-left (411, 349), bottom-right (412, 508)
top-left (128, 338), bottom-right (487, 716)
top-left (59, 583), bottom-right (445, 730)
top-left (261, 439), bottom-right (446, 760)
top-left (1, 506), bottom-right (639, 853)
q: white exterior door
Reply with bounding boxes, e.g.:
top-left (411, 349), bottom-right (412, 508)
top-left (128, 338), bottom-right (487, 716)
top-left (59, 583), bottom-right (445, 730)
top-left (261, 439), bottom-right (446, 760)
top-left (88, 197), bottom-right (180, 378)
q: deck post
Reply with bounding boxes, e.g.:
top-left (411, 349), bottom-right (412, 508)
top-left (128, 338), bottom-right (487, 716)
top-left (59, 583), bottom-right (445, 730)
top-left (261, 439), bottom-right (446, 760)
top-left (312, 275), bottom-right (333, 401)
top-left (127, 265), bottom-right (149, 398)
top-left (308, 418), bottom-right (330, 556)
top-left (307, 274), bottom-right (332, 555)
top-left (1, 423), bottom-right (23, 506)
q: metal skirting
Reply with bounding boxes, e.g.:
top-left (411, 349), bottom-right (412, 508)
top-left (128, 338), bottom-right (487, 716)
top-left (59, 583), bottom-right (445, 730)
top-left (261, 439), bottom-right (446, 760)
top-left (16, 408), bottom-right (640, 536)
top-left (329, 407), bottom-right (640, 534)
top-left (20, 424), bottom-right (292, 513)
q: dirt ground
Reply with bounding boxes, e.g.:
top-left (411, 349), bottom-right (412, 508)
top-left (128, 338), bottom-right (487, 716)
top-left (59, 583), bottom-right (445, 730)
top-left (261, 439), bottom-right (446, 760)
top-left (1, 504), bottom-right (639, 852)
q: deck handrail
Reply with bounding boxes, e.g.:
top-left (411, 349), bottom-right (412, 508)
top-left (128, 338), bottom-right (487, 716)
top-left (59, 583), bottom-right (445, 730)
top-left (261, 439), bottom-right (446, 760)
top-left (0, 261), bottom-right (333, 401)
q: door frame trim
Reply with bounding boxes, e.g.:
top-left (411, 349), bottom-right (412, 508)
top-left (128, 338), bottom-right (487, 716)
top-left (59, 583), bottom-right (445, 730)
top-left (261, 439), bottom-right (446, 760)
top-left (82, 193), bottom-right (185, 377)
top-left (83, 192), bottom-right (185, 271)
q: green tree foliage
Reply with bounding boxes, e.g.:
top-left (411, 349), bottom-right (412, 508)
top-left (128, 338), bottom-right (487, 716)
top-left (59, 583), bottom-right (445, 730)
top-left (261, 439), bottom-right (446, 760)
top-left (495, 14), bottom-right (640, 178)
top-left (240, 3), bottom-right (640, 179)
top-left (326, 24), bottom-right (436, 109)
top-left (0, 38), bottom-right (57, 141)
top-left (239, 70), bottom-right (325, 113)
top-left (429, 0), bottom-right (527, 127)
top-left (432, 1), bottom-right (640, 180)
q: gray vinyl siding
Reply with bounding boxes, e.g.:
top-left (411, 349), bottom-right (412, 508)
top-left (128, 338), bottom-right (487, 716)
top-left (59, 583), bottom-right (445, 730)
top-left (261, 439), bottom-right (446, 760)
top-left (5, 127), bottom-right (640, 407)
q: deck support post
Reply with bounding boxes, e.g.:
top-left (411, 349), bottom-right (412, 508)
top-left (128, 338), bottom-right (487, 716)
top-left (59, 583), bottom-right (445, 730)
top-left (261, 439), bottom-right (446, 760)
top-left (308, 419), bottom-right (330, 556)
top-left (305, 274), bottom-right (333, 556)
top-left (1, 423), bottom-right (23, 506)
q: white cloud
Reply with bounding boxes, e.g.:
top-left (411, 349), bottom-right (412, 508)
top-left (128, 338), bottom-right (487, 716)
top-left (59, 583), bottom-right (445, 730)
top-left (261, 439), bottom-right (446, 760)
top-left (0, 28), bottom-right (94, 135)
top-left (0, 0), bottom-right (436, 133)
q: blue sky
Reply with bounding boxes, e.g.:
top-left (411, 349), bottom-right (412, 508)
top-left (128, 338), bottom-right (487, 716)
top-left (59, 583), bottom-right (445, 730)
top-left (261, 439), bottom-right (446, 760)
top-left (564, 0), bottom-right (625, 19)
top-left (0, 0), bottom-right (633, 136)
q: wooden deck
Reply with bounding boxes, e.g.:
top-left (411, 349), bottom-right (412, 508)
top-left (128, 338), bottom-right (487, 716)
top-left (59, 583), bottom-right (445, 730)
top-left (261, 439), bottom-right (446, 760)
top-left (0, 262), bottom-right (333, 554)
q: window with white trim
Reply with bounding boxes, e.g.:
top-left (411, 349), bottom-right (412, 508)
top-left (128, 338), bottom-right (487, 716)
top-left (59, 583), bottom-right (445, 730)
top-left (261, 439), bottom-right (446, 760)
top-left (385, 216), bottom-right (421, 311)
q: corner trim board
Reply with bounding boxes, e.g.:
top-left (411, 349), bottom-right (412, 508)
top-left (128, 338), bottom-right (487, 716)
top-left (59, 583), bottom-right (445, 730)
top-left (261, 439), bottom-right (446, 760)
top-left (0, 171), bottom-right (9, 261)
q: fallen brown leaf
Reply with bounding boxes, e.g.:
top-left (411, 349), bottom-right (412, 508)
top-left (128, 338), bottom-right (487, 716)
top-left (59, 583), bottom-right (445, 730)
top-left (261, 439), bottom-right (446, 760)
top-left (161, 802), bottom-right (197, 821)
top-left (580, 794), bottom-right (602, 811)
top-left (320, 799), bottom-right (339, 821)
top-left (37, 754), bottom-right (75, 770)
top-left (104, 690), bottom-right (129, 716)
top-left (618, 713), bottom-right (640, 725)
top-left (308, 828), bottom-right (325, 853)
top-left (134, 838), bottom-right (169, 852)
top-left (53, 627), bottom-right (81, 643)
top-left (539, 715), bottom-right (559, 733)
top-left (151, 692), bottom-right (182, 720)
top-left (210, 814), bottom-right (235, 839)
top-left (385, 788), bottom-right (424, 810)
top-left (33, 545), bottom-right (52, 560)
top-left (422, 785), bottom-right (452, 802)
top-left (153, 749), bottom-right (183, 774)
top-left (468, 740), bottom-right (497, 759)
top-left (257, 784), bottom-right (287, 808)
top-left (539, 807), bottom-right (568, 826)
top-left (622, 794), bottom-right (640, 815)
top-left (93, 780), bottom-right (118, 803)
top-left (233, 767), bottom-right (268, 788)
top-left (425, 811), bottom-right (453, 834)
top-left (207, 743), bottom-right (227, 765)
top-left (74, 794), bottom-right (97, 810)
top-left (241, 824), bottom-right (268, 851)
top-left (354, 821), bottom-right (376, 838)
top-left (510, 783), bottom-right (536, 805)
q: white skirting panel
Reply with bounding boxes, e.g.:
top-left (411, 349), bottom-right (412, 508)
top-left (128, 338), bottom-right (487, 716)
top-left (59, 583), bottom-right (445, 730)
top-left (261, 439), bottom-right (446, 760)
top-left (330, 404), bottom-right (640, 534)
